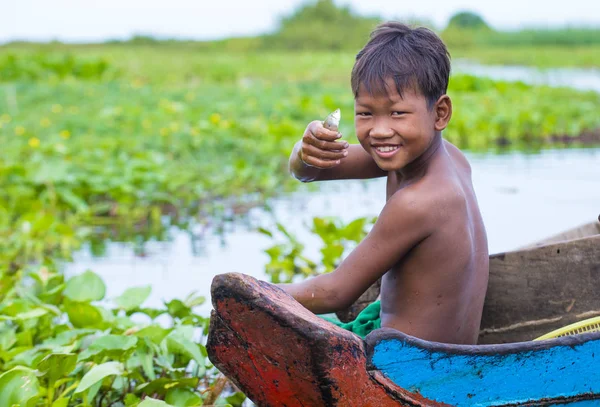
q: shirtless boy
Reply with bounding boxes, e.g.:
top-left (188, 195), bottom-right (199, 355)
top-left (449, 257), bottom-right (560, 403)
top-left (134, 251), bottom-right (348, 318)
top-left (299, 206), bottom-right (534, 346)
top-left (279, 22), bottom-right (489, 345)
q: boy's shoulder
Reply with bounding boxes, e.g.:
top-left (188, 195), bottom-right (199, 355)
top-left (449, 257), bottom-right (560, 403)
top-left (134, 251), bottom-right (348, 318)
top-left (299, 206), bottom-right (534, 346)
top-left (384, 161), bottom-right (472, 229)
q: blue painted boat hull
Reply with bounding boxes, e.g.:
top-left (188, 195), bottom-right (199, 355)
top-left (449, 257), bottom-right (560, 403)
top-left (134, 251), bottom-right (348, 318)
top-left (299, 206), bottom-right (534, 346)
top-left (368, 328), bottom-right (600, 406)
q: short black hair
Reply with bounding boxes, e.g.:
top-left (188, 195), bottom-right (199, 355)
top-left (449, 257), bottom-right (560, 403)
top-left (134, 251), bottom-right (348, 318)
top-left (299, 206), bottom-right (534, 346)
top-left (351, 22), bottom-right (451, 109)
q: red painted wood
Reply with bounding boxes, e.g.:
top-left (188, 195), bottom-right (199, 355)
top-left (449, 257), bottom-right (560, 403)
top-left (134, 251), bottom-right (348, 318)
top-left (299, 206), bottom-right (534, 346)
top-left (207, 273), bottom-right (446, 406)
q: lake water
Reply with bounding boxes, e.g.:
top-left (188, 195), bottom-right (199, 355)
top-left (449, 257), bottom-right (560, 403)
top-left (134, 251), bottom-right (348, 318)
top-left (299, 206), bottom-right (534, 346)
top-left (65, 65), bottom-right (600, 314)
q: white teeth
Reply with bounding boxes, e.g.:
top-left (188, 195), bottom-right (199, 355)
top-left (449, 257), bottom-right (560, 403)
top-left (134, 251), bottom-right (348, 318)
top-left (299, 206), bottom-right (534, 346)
top-left (375, 146), bottom-right (399, 152)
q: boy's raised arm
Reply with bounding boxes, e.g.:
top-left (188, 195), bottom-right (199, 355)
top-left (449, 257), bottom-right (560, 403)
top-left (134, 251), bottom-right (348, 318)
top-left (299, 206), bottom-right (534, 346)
top-left (278, 189), bottom-right (433, 314)
top-left (289, 120), bottom-right (387, 182)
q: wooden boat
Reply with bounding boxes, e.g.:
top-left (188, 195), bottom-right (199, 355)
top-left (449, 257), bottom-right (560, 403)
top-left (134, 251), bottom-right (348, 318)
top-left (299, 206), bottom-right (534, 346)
top-left (207, 218), bottom-right (600, 406)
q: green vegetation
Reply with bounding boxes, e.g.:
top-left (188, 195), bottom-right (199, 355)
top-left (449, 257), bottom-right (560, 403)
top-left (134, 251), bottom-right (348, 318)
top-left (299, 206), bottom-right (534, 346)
top-left (0, 264), bottom-right (242, 406)
top-left (261, 217), bottom-right (376, 283)
top-left (0, 1), bottom-right (599, 403)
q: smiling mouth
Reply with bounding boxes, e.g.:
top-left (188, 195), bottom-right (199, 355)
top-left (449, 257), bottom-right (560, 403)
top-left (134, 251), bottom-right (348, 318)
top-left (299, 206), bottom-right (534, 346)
top-left (374, 145), bottom-right (400, 153)
top-left (373, 145), bottom-right (402, 157)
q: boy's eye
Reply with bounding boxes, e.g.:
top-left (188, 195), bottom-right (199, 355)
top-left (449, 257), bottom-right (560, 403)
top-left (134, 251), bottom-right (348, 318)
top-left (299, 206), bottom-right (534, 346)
top-left (391, 111), bottom-right (406, 116)
top-left (356, 112), bottom-right (371, 117)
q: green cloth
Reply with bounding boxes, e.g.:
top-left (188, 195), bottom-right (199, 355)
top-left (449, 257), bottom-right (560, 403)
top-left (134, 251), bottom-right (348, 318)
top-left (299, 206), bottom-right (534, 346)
top-left (319, 300), bottom-right (381, 338)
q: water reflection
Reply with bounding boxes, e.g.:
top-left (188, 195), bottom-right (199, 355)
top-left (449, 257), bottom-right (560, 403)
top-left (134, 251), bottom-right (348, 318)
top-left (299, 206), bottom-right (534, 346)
top-left (66, 148), bottom-right (600, 314)
top-left (454, 61), bottom-right (600, 92)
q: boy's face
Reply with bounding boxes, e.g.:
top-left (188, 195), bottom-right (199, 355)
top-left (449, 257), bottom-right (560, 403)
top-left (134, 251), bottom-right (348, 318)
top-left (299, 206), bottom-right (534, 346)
top-left (354, 78), bottom-right (448, 173)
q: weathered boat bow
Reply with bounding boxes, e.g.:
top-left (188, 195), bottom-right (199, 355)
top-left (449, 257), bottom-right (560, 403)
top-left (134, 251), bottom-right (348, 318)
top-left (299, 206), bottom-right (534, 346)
top-left (207, 273), bottom-right (437, 406)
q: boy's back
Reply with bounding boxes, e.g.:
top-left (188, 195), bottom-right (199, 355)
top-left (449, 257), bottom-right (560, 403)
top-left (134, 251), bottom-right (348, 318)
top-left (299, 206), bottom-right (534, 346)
top-left (280, 22), bottom-right (489, 345)
top-left (380, 140), bottom-right (488, 344)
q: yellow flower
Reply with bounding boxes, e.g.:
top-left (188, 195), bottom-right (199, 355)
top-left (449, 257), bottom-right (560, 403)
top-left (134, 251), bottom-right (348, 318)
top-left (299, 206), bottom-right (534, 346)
top-left (0, 114), bottom-right (10, 123)
top-left (40, 118), bottom-right (51, 127)
top-left (209, 113), bottom-right (221, 125)
top-left (51, 104), bottom-right (63, 113)
top-left (14, 126), bottom-right (26, 136)
top-left (59, 130), bottom-right (71, 139)
top-left (28, 137), bottom-right (40, 148)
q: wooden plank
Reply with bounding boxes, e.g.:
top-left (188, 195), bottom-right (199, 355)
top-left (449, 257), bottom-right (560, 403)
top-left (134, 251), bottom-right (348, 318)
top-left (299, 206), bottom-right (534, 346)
top-left (524, 220), bottom-right (600, 248)
top-left (480, 234), bottom-right (600, 344)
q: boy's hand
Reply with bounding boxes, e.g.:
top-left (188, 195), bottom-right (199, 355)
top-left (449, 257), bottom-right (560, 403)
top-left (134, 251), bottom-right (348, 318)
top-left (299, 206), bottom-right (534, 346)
top-left (299, 120), bottom-right (349, 169)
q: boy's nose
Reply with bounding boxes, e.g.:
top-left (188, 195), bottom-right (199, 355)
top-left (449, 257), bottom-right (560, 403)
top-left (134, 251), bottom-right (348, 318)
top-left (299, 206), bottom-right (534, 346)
top-left (369, 121), bottom-right (395, 139)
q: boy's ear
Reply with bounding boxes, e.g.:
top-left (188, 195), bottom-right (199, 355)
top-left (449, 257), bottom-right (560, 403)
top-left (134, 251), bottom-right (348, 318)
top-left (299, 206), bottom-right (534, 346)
top-left (433, 95), bottom-right (452, 131)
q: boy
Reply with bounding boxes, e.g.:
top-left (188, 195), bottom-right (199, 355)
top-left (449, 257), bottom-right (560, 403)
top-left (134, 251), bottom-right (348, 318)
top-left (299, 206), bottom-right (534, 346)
top-left (279, 22), bottom-right (489, 345)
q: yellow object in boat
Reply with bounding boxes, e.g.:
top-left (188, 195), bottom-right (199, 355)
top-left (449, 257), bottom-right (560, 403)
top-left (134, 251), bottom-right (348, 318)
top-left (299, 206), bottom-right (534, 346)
top-left (535, 316), bottom-right (600, 340)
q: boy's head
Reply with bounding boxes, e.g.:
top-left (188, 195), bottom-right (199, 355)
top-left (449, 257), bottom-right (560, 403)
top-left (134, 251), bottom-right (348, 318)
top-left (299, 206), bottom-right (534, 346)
top-left (351, 22), bottom-right (453, 173)
top-left (352, 22), bottom-right (450, 109)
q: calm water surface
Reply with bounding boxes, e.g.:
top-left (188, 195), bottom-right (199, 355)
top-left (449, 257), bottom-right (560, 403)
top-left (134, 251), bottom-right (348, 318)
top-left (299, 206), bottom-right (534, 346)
top-left (66, 148), bottom-right (600, 314)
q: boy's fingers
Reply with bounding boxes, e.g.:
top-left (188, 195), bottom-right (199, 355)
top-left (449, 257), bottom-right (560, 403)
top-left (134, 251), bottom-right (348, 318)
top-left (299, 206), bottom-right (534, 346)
top-left (312, 127), bottom-right (341, 142)
top-left (303, 144), bottom-right (347, 160)
top-left (302, 155), bottom-right (341, 169)
top-left (305, 133), bottom-right (348, 150)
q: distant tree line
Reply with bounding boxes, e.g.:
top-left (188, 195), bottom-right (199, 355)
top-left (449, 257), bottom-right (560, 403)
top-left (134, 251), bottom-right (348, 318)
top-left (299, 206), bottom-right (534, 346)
top-left (6, 0), bottom-right (597, 50)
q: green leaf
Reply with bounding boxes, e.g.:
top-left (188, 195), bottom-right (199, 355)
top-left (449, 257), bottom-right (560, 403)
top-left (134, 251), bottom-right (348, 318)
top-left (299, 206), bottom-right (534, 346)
top-left (0, 327), bottom-right (17, 351)
top-left (64, 270), bottom-right (106, 302)
top-left (91, 334), bottom-right (138, 351)
top-left (51, 398), bottom-right (69, 407)
top-left (138, 378), bottom-right (199, 397)
top-left (256, 227), bottom-right (273, 237)
top-left (0, 367), bottom-right (40, 406)
top-left (115, 286), bottom-right (152, 310)
top-left (135, 325), bottom-right (171, 344)
top-left (342, 217), bottom-right (369, 242)
top-left (79, 335), bottom-right (138, 361)
top-left (164, 334), bottom-right (205, 365)
top-left (165, 299), bottom-right (191, 319)
top-left (55, 186), bottom-right (89, 213)
top-left (14, 308), bottom-right (49, 320)
top-left (124, 393), bottom-right (141, 406)
top-left (74, 361), bottom-right (124, 394)
top-left (165, 388), bottom-right (203, 406)
top-left (183, 292), bottom-right (205, 308)
top-left (138, 398), bottom-right (176, 407)
top-left (64, 301), bottom-right (104, 328)
top-left (225, 392), bottom-right (247, 407)
top-left (37, 353), bottom-right (77, 383)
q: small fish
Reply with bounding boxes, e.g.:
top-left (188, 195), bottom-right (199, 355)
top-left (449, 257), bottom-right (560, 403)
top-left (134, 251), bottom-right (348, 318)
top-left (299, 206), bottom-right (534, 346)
top-left (323, 108), bottom-right (341, 132)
